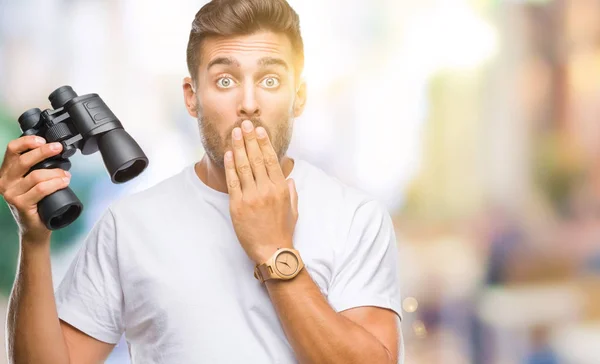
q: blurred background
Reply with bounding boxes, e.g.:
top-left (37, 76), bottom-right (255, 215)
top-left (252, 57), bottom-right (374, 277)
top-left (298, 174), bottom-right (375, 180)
top-left (1, 0), bottom-right (599, 363)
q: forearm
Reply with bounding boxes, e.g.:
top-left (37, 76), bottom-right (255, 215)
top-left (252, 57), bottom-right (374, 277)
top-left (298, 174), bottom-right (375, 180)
top-left (265, 269), bottom-right (394, 364)
top-left (6, 237), bottom-right (70, 364)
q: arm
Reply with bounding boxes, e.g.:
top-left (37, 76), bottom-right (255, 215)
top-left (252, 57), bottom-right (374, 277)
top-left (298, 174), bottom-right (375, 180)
top-left (1, 136), bottom-right (115, 363)
top-left (6, 237), bottom-right (115, 364)
top-left (265, 268), bottom-right (400, 364)
top-left (223, 122), bottom-right (403, 364)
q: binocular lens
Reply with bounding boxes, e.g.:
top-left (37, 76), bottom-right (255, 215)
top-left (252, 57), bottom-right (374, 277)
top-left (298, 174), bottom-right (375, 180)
top-left (38, 187), bottom-right (83, 230)
top-left (49, 204), bottom-right (83, 229)
top-left (114, 159), bottom-right (147, 183)
top-left (98, 128), bottom-right (149, 183)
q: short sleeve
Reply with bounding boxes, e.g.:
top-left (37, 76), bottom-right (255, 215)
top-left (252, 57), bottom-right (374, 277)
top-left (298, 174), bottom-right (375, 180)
top-left (327, 200), bottom-right (402, 320)
top-left (55, 207), bottom-right (124, 344)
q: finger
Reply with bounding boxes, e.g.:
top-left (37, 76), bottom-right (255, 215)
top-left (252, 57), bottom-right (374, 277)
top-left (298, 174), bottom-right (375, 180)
top-left (12, 142), bottom-right (63, 178)
top-left (288, 178), bottom-right (298, 216)
top-left (11, 168), bottom-right (70, 197)
top-left (16, 175), bottom-right (71, 207)
top-left (3, 135), bottom-right (46, 164)
top-left (255, 127), bottom-right (285, 183)
top-left (224, 150), bottom-right (242, 200)
top-left (231, 127), bottom-right (256, 192)
top-left (241, 120), bottom-right (269, 185)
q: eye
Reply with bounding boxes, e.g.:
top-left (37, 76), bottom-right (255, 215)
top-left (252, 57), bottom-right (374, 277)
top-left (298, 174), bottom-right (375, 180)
top-left (216, 77), bottom-right (235, 89)
top-left (260, 77), bottom-right (280, 89)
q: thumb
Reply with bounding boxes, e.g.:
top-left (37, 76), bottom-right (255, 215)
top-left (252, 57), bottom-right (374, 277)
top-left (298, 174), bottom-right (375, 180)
top-left (287, 178), bottom-right (298, 215)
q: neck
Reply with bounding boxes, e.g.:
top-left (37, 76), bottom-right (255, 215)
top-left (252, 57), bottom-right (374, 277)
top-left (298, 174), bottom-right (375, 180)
top-left (195, 154), bottom-right (295, 194)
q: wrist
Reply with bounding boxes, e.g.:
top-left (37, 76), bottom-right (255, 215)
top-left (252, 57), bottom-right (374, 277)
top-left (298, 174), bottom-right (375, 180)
top-left (252, 242), bottom-right (293, 264)
top-left (264, 266), bottom-right (308, 289)
top-left (20, 232), bottom-right (51, 249)
top-left (252, 247), bottom-right (279, 265)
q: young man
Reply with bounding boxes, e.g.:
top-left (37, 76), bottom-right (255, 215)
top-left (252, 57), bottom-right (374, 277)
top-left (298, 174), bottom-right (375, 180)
top-left (2, 0), bottom-right (403, 363)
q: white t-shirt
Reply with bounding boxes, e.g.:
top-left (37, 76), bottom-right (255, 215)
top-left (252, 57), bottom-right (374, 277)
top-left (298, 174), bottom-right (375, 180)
top-left (55, 158), bottom-right (402, 363)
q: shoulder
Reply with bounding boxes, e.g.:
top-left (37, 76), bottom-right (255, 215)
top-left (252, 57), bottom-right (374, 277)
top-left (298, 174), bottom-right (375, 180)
top-left (107, 164), bottom-right (191, 219)
top-left (296, 159), bottom-right (387, 216)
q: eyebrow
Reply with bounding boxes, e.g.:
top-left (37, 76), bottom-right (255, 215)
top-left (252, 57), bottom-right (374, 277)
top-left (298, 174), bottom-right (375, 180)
top-left (206, 56), bottom-right (289, 71)
top-left (207, 57), bottom-right (240, 70)
top-left (257, 57), bottom-right (289, 71)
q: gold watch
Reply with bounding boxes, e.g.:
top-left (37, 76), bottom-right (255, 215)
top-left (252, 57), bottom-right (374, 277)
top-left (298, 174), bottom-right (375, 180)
top-left (253, 248), bottom-right (304, 283)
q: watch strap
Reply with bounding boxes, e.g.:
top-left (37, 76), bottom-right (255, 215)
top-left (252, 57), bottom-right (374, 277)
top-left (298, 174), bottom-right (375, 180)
top-left (254, 262), bottom-right (276, 283)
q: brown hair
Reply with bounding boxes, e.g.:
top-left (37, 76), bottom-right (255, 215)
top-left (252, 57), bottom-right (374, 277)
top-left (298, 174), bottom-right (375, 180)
top-left (186, 0), bottom-right (304, 83)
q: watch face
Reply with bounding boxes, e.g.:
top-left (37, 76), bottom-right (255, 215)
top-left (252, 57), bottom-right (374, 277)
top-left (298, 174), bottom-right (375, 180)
top-left (274, 251), bottom-right (299, 276)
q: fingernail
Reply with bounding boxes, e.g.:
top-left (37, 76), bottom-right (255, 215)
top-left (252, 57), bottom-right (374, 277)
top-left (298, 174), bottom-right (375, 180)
top-left (50, 142), bottom-right (61, 151)
top-left (256, 127), bottom-right (266, 138)
top-left (64, 171), bottom-right (71, 177)
top-left (62, 176), bottom-right (70, 183)
top-left (242, 120), bottom-right (253, 132)
top-left (36, 137), bottom-right (46, 144)
top-left (225, 151), bottom-right (232, 161)
top-left (233, 128), bottom-right (242, 140)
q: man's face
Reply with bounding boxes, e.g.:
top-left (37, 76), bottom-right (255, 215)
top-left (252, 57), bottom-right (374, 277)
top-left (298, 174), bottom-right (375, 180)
top-left (184, 30), bottom-right (306, 169)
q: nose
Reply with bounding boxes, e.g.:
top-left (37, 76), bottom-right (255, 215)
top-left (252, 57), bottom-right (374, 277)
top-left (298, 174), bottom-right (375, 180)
top-left (237, 83), bottom-right (260, 118)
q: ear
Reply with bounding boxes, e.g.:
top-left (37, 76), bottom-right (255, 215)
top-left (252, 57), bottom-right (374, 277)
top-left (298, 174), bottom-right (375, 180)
top-left (183, 76), bottom-right (198, 118)
top-left (293, 79), bottom-right (307, 118)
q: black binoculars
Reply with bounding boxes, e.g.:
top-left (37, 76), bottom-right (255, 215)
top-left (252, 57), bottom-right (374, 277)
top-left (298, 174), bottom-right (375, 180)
top-left (18, 86), bottom-right (149, 230)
